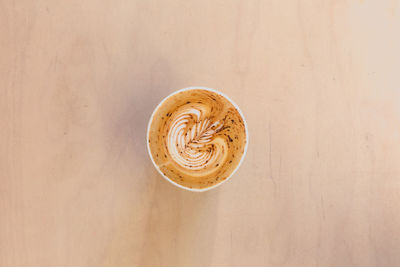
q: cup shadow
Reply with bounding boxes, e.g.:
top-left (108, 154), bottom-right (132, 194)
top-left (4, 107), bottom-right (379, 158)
top-left (101, 57), bottom-right (221, 266)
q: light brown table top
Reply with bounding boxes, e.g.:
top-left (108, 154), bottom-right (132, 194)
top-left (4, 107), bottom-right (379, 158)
top-left (1, 1), bottom-right (400, 266)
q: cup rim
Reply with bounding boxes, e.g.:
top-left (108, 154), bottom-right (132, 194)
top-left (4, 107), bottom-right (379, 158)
top-left (146, 86), bottom-right (249, 192)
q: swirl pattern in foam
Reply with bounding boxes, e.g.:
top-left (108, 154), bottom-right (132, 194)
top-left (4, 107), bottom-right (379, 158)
top-left (148, 89), bottom-right (247, 190)
top-left (167, 106), bottom-right (225, 172)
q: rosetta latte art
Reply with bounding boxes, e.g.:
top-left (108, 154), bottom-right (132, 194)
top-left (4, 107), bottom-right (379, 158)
top-left (148, 89), bottom-right (247, 190)
top-left (167, 107), bottom-right (226, 172)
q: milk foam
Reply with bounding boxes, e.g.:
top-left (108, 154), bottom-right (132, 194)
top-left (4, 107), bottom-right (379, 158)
top-left (167, 104), bottom-right (225, 172)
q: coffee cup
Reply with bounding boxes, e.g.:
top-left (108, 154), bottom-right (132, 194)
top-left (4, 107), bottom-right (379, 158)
top-left (146, 87), bottom-right (248, 192)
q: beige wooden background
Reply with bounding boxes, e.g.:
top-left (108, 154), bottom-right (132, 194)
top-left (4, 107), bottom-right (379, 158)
top-left (1, 0), bottom-right (400, 266)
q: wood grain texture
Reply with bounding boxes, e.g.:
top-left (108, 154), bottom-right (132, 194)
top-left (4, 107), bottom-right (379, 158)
top-left (1, 0), bottom-right (400, 266)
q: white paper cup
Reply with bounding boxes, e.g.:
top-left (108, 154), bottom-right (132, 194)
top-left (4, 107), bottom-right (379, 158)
top-left (146, 86), bottom-right (249, 192)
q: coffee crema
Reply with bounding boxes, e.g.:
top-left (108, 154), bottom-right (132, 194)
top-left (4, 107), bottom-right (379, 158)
top-left (147, 89), bottom-right (247, 190)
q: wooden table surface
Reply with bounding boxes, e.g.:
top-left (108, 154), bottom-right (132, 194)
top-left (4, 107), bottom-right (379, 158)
top-left (2, 1), bottom-right (400, 266)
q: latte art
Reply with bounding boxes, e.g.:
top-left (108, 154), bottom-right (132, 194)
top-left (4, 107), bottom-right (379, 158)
top-left (167, 106), bottom-right (226, 173)
top-left (147, 88), bottom-right (247, 190)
